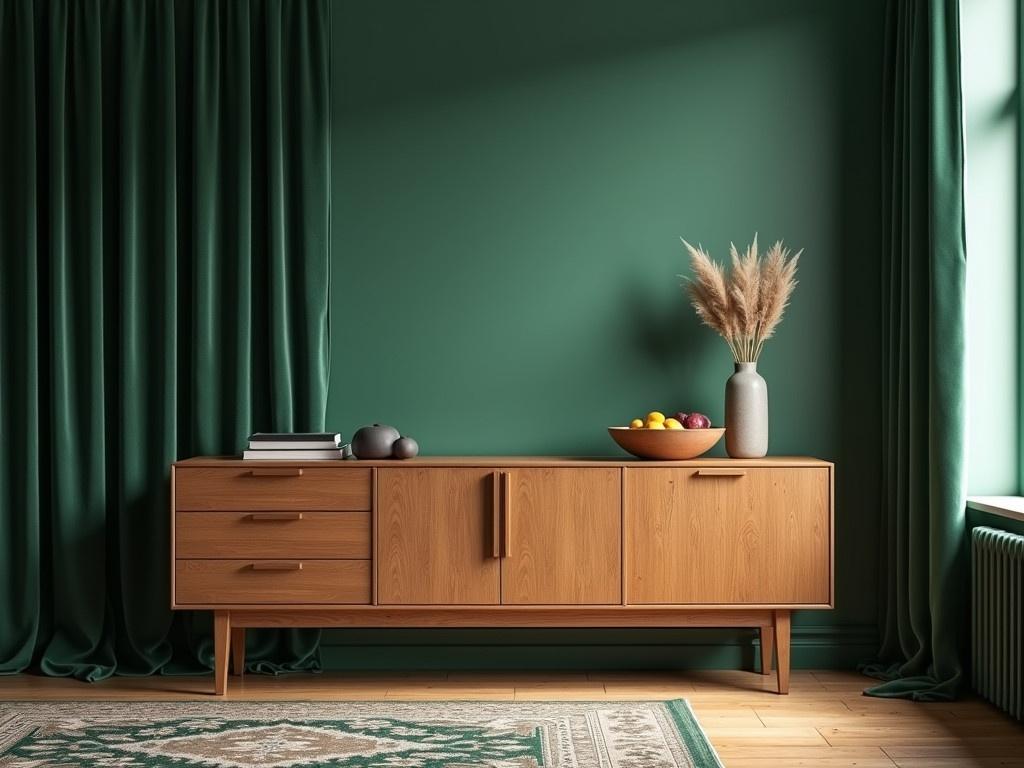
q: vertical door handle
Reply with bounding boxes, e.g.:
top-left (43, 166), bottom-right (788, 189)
top-left (501, 471), bottom-right (512, 557)
top-left (491, 471), bottom-right (501, 558)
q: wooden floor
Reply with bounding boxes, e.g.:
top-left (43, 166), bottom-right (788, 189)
top-left (2, 669), bottom-right (1023, 767)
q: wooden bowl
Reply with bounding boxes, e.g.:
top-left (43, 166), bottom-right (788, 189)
top-left (607, 426), bottom-right (725, 460)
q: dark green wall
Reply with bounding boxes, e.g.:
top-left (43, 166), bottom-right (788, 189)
top-left (325, 0), bottom-right (885, 669)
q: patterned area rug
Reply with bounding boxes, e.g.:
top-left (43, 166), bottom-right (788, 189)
top-left (0, 700), bottom-right (722, 767)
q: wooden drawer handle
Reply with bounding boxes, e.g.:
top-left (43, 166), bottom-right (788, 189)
top-left (501, 471), bottom-right (512, 558)
top-left (248, 512), bottom-right (304, 521)
top-left (491, 471), bottom-right (501, 558)
top-left (249, 468), bottom-right (304, 477)
top-left (249, 561), bottom-right (303, 571)
top-left (695, 469), bottom-right (747, 477)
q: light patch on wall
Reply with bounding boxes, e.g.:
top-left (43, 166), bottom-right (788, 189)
top-left (962, 0), bottom-right (1020, 494)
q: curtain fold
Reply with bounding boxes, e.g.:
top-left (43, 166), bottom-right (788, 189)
top-left (861, 0), bottom-right (967, 701)
top-left (0, 0), bottom-right (330, 680)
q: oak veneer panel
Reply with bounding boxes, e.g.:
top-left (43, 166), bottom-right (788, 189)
top-left (501, 468), bottom-right (622, 605)
top-left (175, 560), bottom-right (371, 604)
top-left (176, 511), bottom-right (371, 559)
top-left (176, 456), bottom-right (832, 468)
top-left (227, 607), bottom-right (773, 627)
top-left (175, 467), bottom-right (371, 511)
top-left (626, 467), bottom-right (830, 604)
top-left (377, 468), bottom-right (500, 605)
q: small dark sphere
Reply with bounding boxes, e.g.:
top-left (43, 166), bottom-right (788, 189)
top-left (392, 436), bottom-right (419, 459)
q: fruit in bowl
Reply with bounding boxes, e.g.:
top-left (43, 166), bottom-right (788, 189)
top-left (684, 413), bottom-right (711, 429)
top-left (611, 408), bottom-right (723, 459)
top-left (627, 410), bottom-right (713, 430)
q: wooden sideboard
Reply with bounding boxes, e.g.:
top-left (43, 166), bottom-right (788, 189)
top-left (171, 456), bottom-right (834, 695)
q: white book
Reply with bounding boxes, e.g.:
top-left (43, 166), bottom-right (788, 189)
top-left (247, 440), bottom-right (340, 450)
top-left (242, 449), bottom-right (347, 460)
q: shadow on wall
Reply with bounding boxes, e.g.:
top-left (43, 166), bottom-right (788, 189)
top-left (338, 0), bottom-right (837, 111)
top-left (331, 0), bottom-right (857, 452)
top-left (328, 0), bottom-right (886, 667)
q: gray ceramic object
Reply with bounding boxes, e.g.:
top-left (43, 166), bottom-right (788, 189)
top-left (392, 436), bottom-right (419, 459)
top-left (725, 362), bottom-right (768, 458)
top-left (351, 423), bottom-right (400, 459)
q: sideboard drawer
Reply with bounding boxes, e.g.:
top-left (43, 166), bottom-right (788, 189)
top-left (175, 560), bottom-right (371, 605)
top-left (176, 511), bottom-right (371, 559)
top-left (174, 467), bottom-right (371, 511)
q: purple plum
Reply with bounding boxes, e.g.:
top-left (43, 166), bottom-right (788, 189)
top-left (683, 412), bottom-right (711, 429)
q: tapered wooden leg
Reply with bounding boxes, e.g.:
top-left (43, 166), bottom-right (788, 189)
top-left (231, 628), bottom-right (246, 676)
top-left (214, 611), bottom-right (231, 696)
top-left (759, 624), bottom-right (774, 675)
top-left (773, 609), bottom-right (791, 694)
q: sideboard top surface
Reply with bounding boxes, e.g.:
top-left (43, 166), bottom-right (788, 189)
top-left (175, 455), bottom-right (833, 468)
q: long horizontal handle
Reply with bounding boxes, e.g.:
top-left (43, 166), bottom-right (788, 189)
top-left (249, 561), bottom-right (303, 571)
top-left (248, 512), bottom-right (304, 521)
top-left (249, 468), bottom-right (304, 477)
top-left (695, 469), bottom-right (747, 477)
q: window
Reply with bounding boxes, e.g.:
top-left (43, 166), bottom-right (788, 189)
top-left (962, 0), bottom-right (1022, 495)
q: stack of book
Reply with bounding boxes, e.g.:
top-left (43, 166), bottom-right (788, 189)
top-left (242, 433), bottom-right (350, 460)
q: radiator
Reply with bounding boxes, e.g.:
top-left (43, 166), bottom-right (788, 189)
top-left (972, 526), bottom-right (1024, 720)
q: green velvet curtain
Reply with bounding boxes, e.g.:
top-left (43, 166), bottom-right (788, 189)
top-left (861, 0), bottom-right (967, 700)
top-left (0, 0), bottom-right (331, 680)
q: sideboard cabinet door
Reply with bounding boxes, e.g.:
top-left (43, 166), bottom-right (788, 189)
top-left (501, 468), bottom-right (622, 605)
top-left (378, 468), bottom-right (500, 605)
top-left (625, 467), bottom-right (831, 605)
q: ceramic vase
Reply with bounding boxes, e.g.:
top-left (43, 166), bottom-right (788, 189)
top-left (725, 362), bottom-right (768, 458)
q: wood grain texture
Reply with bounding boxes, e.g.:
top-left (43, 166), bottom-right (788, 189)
top-left (760, 624), bottom-right (774, 675)
top-left (607, 426), bottom-right (725, 460)
top-left (371, 468), bottom-right (379, 605)
top-left (171, 455), bottom-right (833, 697)
top-left (224, 607), bottom-right (773, 627)
top-left (213, 611), bottom-right (230, 695)
top-left (175, 511), bottom-right (371, 559)
top-left (174, 467), bottom-right (371, 511)
top-left (501, 471), bottom-right (511, 558)
top-left (774, 609), bottom-right (792, 694)
top-left (168, 601), bottom-right (825, 612)
top-left (491, 470), bottom-right (501, 558)
top-left (169, 466), bottom-right (176, 609)
top-left (175, 456), bottom-right (833, 468)
top-left (230, 628), bottom-right (245, 676)
top-left (5, 669), bottom-right (1020, 768)
top-left (501, 468), bottom-right (622, 605)
top-left (625, 467), bottom-right (831, 604)
top-left (175, 560), bottom-right (371, 605)
top-left (377, 468), bottom-right (500, 605)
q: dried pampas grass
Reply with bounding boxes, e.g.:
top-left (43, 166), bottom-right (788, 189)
top-left (681, 235), bottom-right (800, 362)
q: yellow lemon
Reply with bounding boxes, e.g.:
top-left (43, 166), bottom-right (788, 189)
top-left (646, 420), bottom-right (666, 430)
top-left (646, 411), bottom-right (666, 424)
top-left (663, 417), bottom-right (683, 430)
top-left (629, 418), bottom-right (644, 429)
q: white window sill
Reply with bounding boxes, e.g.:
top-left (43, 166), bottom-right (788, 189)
top-left (967, 496), bottom-right (1024, 523)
